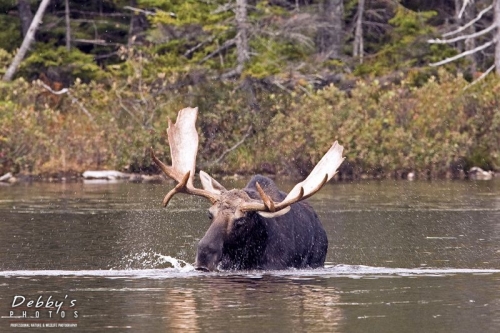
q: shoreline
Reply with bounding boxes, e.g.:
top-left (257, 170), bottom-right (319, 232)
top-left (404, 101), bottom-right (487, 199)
top-left (0, 167), bottom-right (496, 185)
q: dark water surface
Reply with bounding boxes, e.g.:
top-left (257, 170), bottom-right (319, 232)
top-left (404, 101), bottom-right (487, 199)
top-left (0, 179), bottom-right (499, 332)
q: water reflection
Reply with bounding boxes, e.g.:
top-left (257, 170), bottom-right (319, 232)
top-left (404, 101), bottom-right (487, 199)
top-left (163, 287), bottom-right (199, 332)
top-left (158, 275), bottom-right (343, 333)
top-left (3, 269), bottom-right (499, 333)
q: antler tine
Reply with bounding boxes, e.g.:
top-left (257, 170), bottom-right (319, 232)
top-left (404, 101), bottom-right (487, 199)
top-left (162, 171), bottom-right (190, 207)
top-left (255, 182), bottom-right (276, 212)
top-left (244, 184), bottom-right (306, 215)
top-left (150, 147), bottom-right (183, 182)
top-left (274, 174), bottom-right (326, 211)
top-left (150, 107), bottom-right (221, 206)
top-left (151, 148), bottom-right (219, 205)
top-left (240, 141), bottom-right (344, 217)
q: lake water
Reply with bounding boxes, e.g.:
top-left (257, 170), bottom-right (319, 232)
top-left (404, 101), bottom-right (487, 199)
top-left (0, 179), bottom-right (499, 332)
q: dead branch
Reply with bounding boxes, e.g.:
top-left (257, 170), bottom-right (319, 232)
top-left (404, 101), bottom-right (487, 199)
top-left (3, 0), bottom-right (51, 82)
top-left (41, 17), bottom-right (64, 31)
top-left (458, 0), bottom-right (472, 19)
top-left (444, 4), bottom-right (493, 37)
top-left (430, 39), bottom-right (495, 67)
top-left (297, 84), bottom-right (313, 97)
top-left (55, 10), bottom-right (132, 17)
top-left (73, 38), bottom-right (120, 46)
top-left (94, 51), bottom-right (120, 60)
top-left (272, 80), bottom-right (293, 94)
top-left (205, 125), bottom-right (253, 167)
top-left (38, 81), bottom-right (68, 95)
top-left (123, 6), bottom-right (156, 16)
top-left (220, 66), bottom-right (243, 79)
top-left (114, 89), bottom-right (141, 125)
top-left (184, 35), bottom-right (216, 58)
top-left (199, 38), bottom-right (236, 64)
top-left (211, 2), bottom-right (234, 14)
top-left (464, 64), bottom-right (495, 90)
top-left (261, 29), bottom-right (315, 49)
top-left (69, 93), bottom-right (94, 122)
top-left (429, 23), bottom-right (496, 44)
top-left (38, 81), bottom-right (94, 122)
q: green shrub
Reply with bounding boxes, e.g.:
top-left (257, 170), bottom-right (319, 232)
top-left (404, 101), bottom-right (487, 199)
top-left (1, 69), bottom-right (499, 178)
top-left (264, 70), bottom-right (500, 178)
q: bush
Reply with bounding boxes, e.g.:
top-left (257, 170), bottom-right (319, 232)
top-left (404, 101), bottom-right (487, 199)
top-left (1, 70), bottom-right (499, 179)
top-left (264, 70), bottom-right (500, 178)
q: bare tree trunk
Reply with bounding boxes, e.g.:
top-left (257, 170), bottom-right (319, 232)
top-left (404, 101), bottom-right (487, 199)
top-left (235, 0), bottom-right (249, 74)
top-left (464, 1), bottom-right (477, 74)
top-left (17, 0), bottom-right (33, 37)
top-left (3, 0), bottom-right (51, 82)
top-left (65, 0), bottom-right (71, 51)
top-left (316, 0), bottom-right (344, 59)
top-left (353, 0), bottom-right (365, 63)
top-left (454, 0), bottom-right (464, 56)
top-left (127, 0), bottom-right (148, 46)
top-left (495, 0), bottom-right (500, 75)
top-left (429, 1), bottom-right (496, 81)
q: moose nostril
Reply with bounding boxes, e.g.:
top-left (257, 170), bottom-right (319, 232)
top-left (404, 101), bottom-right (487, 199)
top-left (196, 242), bottom-right (222, 272)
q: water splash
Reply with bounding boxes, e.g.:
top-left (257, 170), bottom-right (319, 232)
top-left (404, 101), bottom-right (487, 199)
top-left (119, 251), bottom-right (195, 271)
top-left (1, 265), bottom-right (500, 279)
top-left (152, 253), bottom-right (195, 272)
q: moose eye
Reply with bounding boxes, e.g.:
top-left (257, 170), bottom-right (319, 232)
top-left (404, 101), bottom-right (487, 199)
top-left (233, 218), bottom-right (245, 228)
top-left (207, 211), bottom-right (214, 221)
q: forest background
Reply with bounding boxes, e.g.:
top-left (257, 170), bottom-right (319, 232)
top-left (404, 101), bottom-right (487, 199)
top-left (1, 0), bottom-right (500, 180)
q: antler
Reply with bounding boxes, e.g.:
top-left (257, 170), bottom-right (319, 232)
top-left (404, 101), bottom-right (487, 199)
top-left (241, 141), bottom-right (344, 216)
top-left (150, 107), bottom-right (219, 206)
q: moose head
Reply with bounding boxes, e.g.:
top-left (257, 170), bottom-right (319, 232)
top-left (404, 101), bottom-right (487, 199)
top-left (151, 107), bottom-right (344, 271)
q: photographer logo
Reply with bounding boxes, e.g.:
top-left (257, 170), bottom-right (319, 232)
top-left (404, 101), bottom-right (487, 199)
top-left (3, 294), bottom-right (78, 329)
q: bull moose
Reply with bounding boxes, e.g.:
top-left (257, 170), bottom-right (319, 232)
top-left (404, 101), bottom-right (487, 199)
top-left (150, 107), bottom-right (344, 271)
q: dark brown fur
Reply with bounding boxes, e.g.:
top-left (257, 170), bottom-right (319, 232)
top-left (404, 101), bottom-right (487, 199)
top-left (195, 175), bottom-right (328, 271)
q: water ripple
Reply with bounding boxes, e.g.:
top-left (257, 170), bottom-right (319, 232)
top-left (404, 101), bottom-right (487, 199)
top-left (1, 264), bottom-right (500, 279)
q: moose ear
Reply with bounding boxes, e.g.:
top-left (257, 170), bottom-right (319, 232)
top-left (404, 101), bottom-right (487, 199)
top-left (200, 170), bottom-right (227, 195)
